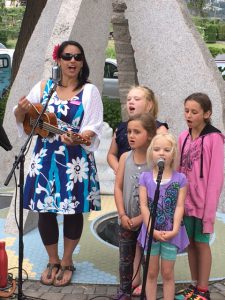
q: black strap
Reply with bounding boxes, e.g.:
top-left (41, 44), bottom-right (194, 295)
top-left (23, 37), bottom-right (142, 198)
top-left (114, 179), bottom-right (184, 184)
top-left (179, 133), bottom-right (189, 167)
top-left (0, 123), bottom-right (12, 151)
top-left (200, 136), bottom-right (205, 178)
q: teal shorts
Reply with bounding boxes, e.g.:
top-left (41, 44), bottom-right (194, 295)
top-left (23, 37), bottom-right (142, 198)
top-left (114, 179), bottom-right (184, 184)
top-left (145, 241), bottom-right (177, 261)
top-left (184, 216), bottom-right (210, 243)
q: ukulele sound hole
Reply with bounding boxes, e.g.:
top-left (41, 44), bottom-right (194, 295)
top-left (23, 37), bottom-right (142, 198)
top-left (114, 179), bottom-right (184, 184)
top-left (30, 118), bottom-right (44, 129)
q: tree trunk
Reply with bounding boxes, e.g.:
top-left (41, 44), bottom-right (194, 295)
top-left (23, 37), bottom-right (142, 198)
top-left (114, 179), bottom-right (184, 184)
top-left (11, 0), bottom-right (47, 82)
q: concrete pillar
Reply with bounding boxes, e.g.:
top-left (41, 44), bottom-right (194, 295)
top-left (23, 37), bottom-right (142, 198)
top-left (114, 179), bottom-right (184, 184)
top-left (112, 0), bottom-right (138, 120)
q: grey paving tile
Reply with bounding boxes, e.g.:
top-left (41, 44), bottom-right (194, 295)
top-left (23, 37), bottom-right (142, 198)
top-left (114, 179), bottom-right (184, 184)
top-left (106, 285), bottom-right (118, 295)
top-left (214, 283), bottom-right (225, 291)
top-left (26, 282), bottom-right (43, 291)
top-left (210, 292), bottom-right (225, 300)
top-left (95, 286), bottom-right (108, 295)
top-left (83, 285), bottom-right (96, 295)
top-left (22, 290), bottom-right (44, 298)
top-left (61, 285), bottom-right (75, 294)
top-left (63, 294), bottom-right (87, 300)
top-left (38, 285), bottom-right (52, 292)
top-left (41, 292), bottom-right (65, 300)
top-left (87, 296), bottom-right (109, 300)
top-left (49, 285), bottom-right (64, 293)
top-left (71, 286), bottom-right (86, 294)
top-left (22, 280), bottom-right (34, 289)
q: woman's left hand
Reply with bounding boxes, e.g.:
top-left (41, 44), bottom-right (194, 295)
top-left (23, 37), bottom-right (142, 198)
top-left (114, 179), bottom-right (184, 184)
top-left (60, 131), bottom-right (84, 146)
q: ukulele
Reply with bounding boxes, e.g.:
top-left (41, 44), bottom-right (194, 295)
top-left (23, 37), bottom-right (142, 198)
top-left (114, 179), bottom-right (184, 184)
top-left (23, 103), bottom-right (91, 146)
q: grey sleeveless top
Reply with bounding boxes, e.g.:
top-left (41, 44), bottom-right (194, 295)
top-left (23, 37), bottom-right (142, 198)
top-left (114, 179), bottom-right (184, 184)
top-left (122, 150), bottom-right (148, 220)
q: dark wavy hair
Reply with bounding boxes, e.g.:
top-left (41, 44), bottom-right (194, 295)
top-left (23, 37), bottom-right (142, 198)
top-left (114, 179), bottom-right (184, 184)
top-left (58, 40), bottom-right (90, 89)
top-left (184, 92), bottom-right (212, 124)
top-left (127, 112), bottom-right (157, 139)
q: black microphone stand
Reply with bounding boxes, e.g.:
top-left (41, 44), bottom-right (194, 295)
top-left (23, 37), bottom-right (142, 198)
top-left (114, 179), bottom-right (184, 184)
top-left (4, 82), bottom-right (57, 300)
top-left (140, 167), bottom-right (164, 300)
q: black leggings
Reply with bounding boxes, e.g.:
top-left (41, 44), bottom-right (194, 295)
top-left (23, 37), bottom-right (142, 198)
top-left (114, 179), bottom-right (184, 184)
top-left (38, 212), bottom-right (83, 246)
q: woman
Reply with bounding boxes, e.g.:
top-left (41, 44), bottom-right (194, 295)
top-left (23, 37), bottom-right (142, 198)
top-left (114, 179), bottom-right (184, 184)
top-left (14, 40), bottom-right (103, 287)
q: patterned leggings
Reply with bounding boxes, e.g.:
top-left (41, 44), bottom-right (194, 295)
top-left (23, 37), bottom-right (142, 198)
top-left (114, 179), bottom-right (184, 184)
top-left (118, 226), bottom-right (140, 295)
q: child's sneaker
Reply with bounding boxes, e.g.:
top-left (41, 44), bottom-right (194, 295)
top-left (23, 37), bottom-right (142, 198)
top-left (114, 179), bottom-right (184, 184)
top-left (185, 289), bottom-right (211, 300)
top-left (112, 289), bottom-right (131, 300)
top-left (174, 285), bottom-right (196, 300)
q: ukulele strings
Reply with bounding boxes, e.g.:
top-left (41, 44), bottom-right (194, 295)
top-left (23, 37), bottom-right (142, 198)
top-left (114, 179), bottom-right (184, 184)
top-left (30, 119), bottom-right (88, 144)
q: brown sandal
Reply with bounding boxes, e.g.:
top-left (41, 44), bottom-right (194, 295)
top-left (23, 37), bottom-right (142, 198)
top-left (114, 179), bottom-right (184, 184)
top-left (40, 263), bottom-right (61, 286)
top-left (53, 265), bottom-right (76, 287)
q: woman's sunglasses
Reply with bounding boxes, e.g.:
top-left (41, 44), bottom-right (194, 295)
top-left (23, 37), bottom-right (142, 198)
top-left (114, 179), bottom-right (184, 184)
top-left (60, 53), bottom-right (83, 61)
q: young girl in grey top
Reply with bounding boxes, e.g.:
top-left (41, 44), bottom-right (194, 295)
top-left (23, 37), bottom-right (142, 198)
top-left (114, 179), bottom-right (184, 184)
top-left (113, 113), bottom-right (157, 300)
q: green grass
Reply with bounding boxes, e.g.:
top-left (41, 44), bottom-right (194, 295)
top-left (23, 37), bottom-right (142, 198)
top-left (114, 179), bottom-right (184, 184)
top-left (206, 42), bottom-right (225, 57)
top-left (206, 42), bottom-right (225, 48)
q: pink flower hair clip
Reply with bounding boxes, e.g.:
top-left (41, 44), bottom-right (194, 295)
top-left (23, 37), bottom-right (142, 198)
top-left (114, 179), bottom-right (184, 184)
top-left (52, 44), bottom-right (60, 61)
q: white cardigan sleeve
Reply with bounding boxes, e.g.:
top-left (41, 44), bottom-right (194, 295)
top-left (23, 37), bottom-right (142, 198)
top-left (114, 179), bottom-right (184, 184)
top-left (14, 81), bottom-right (42, 137)
top-left (80, 84), bottom-right (103, 152)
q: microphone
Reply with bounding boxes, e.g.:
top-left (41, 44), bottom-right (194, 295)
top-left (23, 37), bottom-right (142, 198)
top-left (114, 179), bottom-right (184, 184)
top-left (52, 65), bottom-right (61, 84)
top-left (157, 158), bottom-right (165, 174)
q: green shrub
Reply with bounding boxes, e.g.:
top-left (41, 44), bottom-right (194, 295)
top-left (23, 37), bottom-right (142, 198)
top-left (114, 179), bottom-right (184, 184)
top-left (204, 24), bottom-right (218, 43)
top-left (103, 97), bottom-right (121, 131)
top-left (192, 16), bottom-right (206, 27)
top-left (105, 40), bottom-right (116, 58)
top-left (0, 5), bottom-right (25, 46)
top-left (0, 27), bottom-right (8, 45)
top-left (218, 24), bottom-right (225, 41)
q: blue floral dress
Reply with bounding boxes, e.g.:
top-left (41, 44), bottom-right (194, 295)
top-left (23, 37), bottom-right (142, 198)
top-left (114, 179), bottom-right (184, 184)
top-left (23, 80), bottom-right (101, 214)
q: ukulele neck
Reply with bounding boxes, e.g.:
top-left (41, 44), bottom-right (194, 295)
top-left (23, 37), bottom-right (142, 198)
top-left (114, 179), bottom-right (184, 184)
top-left (30, 118), bottom-right (66, 136)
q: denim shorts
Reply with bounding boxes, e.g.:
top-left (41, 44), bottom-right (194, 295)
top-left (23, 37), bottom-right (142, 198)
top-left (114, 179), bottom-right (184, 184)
top-left (184, 216), bottom-right (210, 243)
top-left (145, 241), bottom-right (177, 261)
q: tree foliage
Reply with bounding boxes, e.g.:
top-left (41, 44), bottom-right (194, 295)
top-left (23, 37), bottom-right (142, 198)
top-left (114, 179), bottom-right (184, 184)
top-left (0, 0), bottom-right (25, 45)
top-left (187, 0), bottom-right (207, 17)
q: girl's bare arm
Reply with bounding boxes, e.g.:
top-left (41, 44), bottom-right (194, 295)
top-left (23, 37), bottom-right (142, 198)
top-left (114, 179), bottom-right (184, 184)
top-left (107, 132), bottom-right (119, 174)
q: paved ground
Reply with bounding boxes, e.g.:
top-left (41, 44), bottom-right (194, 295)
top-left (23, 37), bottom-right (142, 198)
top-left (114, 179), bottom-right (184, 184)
top-left (1, 192), bottom-right (225, 299)
top-left (3, 278), bottom-right (225, 299)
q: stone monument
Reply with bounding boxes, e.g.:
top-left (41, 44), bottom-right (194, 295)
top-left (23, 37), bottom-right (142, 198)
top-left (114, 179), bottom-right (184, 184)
top-left (112, 0), bottom-right (225, 211)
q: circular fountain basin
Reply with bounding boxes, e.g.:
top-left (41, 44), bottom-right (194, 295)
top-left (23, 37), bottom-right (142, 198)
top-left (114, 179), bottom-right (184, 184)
top-left (91, 211), bottom-right (119, 248)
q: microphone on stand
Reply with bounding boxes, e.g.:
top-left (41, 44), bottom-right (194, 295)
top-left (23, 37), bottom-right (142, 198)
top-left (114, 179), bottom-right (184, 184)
top-left (156, 158), bottom-right (165, 183)
top-left (157, 158), bottom-right (165, 174)
top-left (51, 65), bottom-right (61, 85)
top-left (140, 157), bottom-right (165, 299)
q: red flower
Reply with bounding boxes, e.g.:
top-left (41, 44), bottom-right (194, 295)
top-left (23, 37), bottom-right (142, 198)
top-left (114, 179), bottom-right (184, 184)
top-left (52, 44), bottom-right (60, 61)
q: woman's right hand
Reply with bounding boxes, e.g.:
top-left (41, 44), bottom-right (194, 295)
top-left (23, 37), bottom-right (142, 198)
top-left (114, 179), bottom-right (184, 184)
top-left (14, 96), bottom-right (31, 123)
